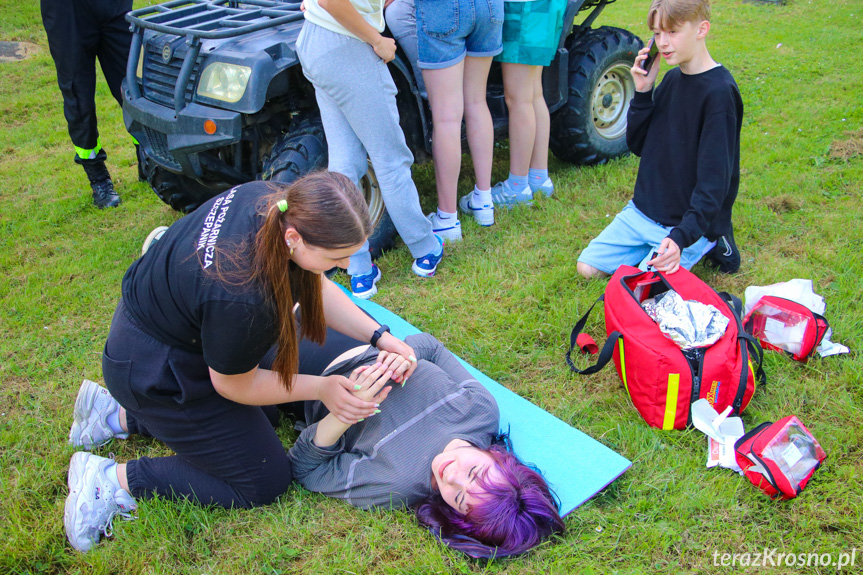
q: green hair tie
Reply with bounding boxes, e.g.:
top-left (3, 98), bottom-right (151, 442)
top-left (277, 199), bottom-right (288, 212)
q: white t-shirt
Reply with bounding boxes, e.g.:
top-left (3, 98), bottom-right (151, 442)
top-left (303, 0), bottom-right (386, 41)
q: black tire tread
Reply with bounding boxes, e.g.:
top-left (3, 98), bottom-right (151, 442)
top-left (550, 26), bottom-right (643, 165)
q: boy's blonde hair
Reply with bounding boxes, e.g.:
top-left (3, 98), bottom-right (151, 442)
top-left (647, 0), bottom-right (711, 30)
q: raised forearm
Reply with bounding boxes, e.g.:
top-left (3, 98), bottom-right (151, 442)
top-left (313, 413), bottom-right (352, 447)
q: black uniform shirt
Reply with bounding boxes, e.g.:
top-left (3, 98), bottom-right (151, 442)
top-left (122, 181), bottom-right (282, 375)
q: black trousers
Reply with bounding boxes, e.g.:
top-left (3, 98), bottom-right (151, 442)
top-left (103, 301), bottom-right (292, 509)
top-left (41, 0), bottom-right (132, 157)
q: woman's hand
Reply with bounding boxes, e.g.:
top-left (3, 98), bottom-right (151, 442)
top-left (632, 43), bottom-right (660, 93)
top-left (375, 332), bottom-right (418, 383)
top-left (318, 375), bottom-right (380, 424)
top-left (349, 362), bottom-right (395, 403)
top-left (373, 35), bottom-right (397, 63)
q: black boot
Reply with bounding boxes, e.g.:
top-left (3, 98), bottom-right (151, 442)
top-left (80, 153), bottom-right (121, 209)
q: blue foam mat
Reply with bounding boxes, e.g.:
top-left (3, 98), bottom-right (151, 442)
top-left (345, 290), bottom-right (631, 516)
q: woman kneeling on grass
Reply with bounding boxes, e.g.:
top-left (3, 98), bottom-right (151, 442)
top-left (286, 329), bottom-right (565, 557)
top-left (64, 171), bottom-right (421, 552)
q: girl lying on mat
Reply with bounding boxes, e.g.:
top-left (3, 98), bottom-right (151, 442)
top-left (287, 330), bottom-right (565, 557)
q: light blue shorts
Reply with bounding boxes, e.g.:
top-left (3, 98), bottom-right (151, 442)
top-left (416, 0), bottom-right (504, 69)
top-left (578, 201), bottom-right (716, 274)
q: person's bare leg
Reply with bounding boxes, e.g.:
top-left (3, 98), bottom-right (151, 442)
top-left (529, 67), bottom-right (550, 171)
top-left (463, 55), bottom-right (494, 190)
top-left (502, 62), bottom-right (538, 177)
top-left (577, 262), bottom-right (609, 278)
top-left (116, 463), bottom-right (130, 492)
top-left (423, 63), bottom-right (466, 213)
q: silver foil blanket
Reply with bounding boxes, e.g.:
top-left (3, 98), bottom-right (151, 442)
top-left (641, 290), bottom-right (729, 349)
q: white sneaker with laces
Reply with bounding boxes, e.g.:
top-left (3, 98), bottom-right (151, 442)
top-left (458, 193), bottom-right (494, 227)
top-left (69, 379), bottom-right (127, 450)
top-left (427, 212), bottom-right (462, 242)
top-left (65, 452), bottom-right (137, 553)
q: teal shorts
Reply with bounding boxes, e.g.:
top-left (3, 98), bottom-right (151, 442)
top-left (494, 0), bottom-right (568, 66)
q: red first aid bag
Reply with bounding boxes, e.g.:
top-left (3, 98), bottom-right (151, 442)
top-left (734, 415), bottom-right (826, 499)
top-left (743, 296), bottom-right (829, 362)
top-left (566, 266), bottom-right (765, 430)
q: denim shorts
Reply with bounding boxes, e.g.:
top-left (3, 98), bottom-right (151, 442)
top-left (416, 0), bottom-right (504, 69)
top-left (578, 201), bottom-right (716, 274)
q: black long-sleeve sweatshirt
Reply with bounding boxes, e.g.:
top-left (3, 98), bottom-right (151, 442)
top-left (626, 65), bottom-right (743, 249)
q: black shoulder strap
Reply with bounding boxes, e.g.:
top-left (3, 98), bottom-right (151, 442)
top-left (739, 331), bottom-right (767, 385)
top-left (565, 295), bottom-right (622, 375)
top-left (718, 291), bottom-right (768, 387)
top-left (718, 291), bottom-right (744, 317)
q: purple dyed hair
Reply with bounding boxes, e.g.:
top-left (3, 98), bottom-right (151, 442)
top-left (413, 444), bottom-right (565, 558)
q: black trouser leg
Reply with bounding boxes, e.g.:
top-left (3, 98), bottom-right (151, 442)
top-left (103, 302), bottom-right (293, 509)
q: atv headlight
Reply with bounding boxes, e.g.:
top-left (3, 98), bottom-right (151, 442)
top-left (197, 62), bottom-right (251, 103)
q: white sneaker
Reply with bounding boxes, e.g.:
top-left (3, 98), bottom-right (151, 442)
top-left (427, 212), bottom-right (462, 242)
top-left (490, 180), bottom-right (534, 208)
top-left (530, 177), bottom-right (555, 198)
top-left (141, 225), bottom-right (169, 255)
top-left (69, 379), bottom-right (127, 450)
top-left (458, 193), bottom-right (494, 227)
top-left (65, 452), bottom-right (137, 553)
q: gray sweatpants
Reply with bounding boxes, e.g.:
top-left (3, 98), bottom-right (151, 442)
top-left (296, 21), bottom-right (437, 276)
top-left (385, 0), bottom-right (426, 98)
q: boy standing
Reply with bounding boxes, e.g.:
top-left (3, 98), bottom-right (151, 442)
top-left (577, 0), bottom-right (743, 278)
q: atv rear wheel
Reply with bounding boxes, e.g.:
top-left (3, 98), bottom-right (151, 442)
top-left (262, 117), bottom-right (397, 260)
top-left (550, 26), bottom-right (642, 165)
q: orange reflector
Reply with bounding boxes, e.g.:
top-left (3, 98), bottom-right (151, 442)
top-left (204, 120), bottom-right (217, 134)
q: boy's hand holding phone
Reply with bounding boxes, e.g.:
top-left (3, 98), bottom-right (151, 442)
top-left (633, 38), bottom-right (661, 92)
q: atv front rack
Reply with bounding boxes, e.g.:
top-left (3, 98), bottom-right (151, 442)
top-left (126, 0), bottom-right (303, 40)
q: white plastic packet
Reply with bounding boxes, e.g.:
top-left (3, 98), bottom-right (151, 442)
top-left (691, 399), bottom-right (745, 473)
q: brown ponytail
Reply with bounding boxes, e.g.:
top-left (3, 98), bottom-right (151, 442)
top-left (252, 171), bottom-right (371, 391)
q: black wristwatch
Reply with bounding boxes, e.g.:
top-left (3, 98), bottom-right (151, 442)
top-left (370, 324), bottom-right (390, 348)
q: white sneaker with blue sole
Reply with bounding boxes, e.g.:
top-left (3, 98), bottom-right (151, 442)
top-left (458, 193), bottom-right (494, 226)
top-left (427, 212), bottom-right (462, 242)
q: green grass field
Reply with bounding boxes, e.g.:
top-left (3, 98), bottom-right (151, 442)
top-left (1, 0), bottom-right (861, 573)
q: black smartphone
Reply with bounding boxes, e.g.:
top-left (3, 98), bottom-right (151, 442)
top-left (641, 38), bottom-right (659, 71)
top-left (646, 250), bottom-right (659, 271)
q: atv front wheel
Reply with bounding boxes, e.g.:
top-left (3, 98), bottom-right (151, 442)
top-left (550, 26), bottom-right (642, 165)
top-left (146, 167), bottom-right (228, 214)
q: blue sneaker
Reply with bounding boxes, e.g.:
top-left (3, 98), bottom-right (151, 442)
top-left (411, 236), bottom-right (444, 278)
top-left (350, 264), bottom-right (381, 300)
top-left (491, 179), bottom-right (534, 208)
top-left (529, 177), bottom-right (554, 198)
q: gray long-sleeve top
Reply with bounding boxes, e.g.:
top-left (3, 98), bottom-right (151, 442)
top-left (288, 333), bottom-right (499, 510)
